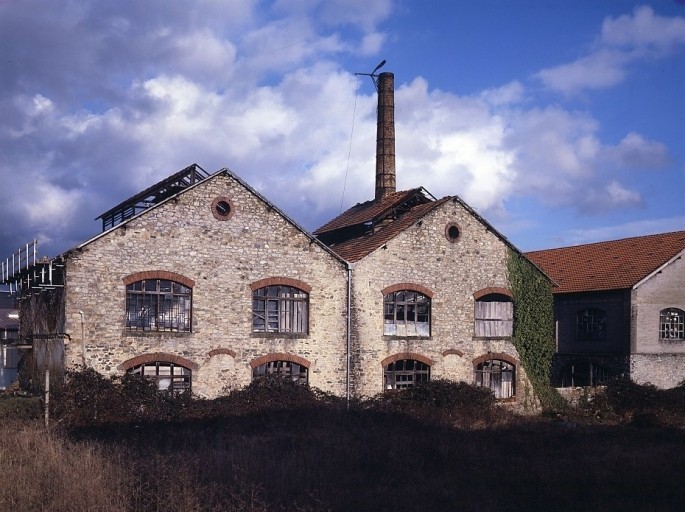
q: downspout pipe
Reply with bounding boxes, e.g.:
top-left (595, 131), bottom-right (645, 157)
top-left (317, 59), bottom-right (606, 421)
top-left (78, 310), bottom-right (86, 367)
top-left (346, 263), bottom-right (353, 409)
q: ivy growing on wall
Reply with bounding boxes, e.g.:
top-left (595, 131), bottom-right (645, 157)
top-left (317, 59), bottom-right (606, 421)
top-left (507, 250), bottom-right (566, 411)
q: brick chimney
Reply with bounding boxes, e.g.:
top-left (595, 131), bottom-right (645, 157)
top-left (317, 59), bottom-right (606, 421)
top-left (375, 72), bottom-right (396, 201)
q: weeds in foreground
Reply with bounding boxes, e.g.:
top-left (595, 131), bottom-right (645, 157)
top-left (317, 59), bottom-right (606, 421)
top-left (2, 375), bottom-right (685, 511)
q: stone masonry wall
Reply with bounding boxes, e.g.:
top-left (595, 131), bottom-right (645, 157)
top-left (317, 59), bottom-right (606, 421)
top-left (631, 255), bottom-right (685, 387)
top-left (349, 199), bottom-right (535, 409)
top-left (61, 172), bottom-right (349, 398)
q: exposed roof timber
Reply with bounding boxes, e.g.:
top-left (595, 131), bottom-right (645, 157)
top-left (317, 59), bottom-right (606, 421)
top-left (96, 163), bottom-right (210, 231)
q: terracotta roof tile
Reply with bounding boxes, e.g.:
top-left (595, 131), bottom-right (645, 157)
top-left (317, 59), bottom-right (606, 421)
top-left (525, 231), bottom-right (685, 294)
top-left (328, 199), bottom-right (450, 262)
top-left (314, 189), bottom-right (426, 234)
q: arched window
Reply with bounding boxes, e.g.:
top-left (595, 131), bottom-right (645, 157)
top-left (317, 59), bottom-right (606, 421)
top-left (475, 359), bottom-right (515, 399)
top-left (126, 279), bottom-right (191, 332)
top-left (474, 293), bottom-right (513, 337)
top-left (252, 285), bottom-right (309, 333)
top-left (576, 308), bottom-right (606, 341)
top-left (252, 360), bottom-right (308, 384)
top-left (384, 359), bottom-right (430, 390)
top-left (384, 290), bottom-right (431, 336)
top-left (128, 361), bottom-right (191, 394)
top-left (660, 308), bottom-right (685, 340)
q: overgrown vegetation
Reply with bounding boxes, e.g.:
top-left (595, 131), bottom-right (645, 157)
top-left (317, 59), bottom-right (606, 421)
top-left (507, 250), bottom-right (566, 411)
top-left (3, 374), bottom-right (685, 511)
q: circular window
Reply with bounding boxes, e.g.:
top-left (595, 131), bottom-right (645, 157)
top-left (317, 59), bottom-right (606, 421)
top-left (445, 223), bottom-right (460, 242)
top-left (211, 196), bottom-right (234, 221)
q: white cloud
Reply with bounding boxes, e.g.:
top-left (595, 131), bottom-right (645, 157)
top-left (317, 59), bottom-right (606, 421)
top-left (605, 132), bottom-right (670, 169)
top-left (536, 5), bottom-right (685, 95)
top-left (565, 216), bottom-right (685, 246)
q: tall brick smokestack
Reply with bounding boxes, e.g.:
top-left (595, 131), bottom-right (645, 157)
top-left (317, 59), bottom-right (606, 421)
top-left (375, 72), bottom-right (396, 201)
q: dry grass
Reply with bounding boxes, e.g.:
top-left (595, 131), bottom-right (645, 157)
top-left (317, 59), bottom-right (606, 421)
top-left (1, 376), bottom-right (685, 511)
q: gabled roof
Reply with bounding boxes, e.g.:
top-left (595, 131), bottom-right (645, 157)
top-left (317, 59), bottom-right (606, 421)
top-left (327, 199), bottom-right (451, 262)
top-left (525, 230), bottom-right (685, 294)
top-left (96, 164), bottom-right (210, 231)
top-left (314, 188), bottom-right (433, 235)
top-left (70, 166), bottom-right (348, 267)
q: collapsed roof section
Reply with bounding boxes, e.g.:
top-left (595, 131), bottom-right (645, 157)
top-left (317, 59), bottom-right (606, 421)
top-left (313, 188), bottom-right (442, 262)
top-left (96, 163), bottom-right (210, 231)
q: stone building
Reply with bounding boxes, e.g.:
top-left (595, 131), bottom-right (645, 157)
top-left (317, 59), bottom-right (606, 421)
top-left (2, 71), bottom-right (546, 407)
top-left (526, 231), bottom-right (685, 388)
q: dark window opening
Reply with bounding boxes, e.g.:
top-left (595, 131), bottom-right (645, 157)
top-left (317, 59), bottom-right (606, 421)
top-left (384, 290), bottom-right (430, 336)
top-left (126, 279), bottom-right (191, 332)
top-left (253, 360), bottom-right (308, 384)
top-left (215, 200), bottom-right (231, 217)
top-left (129, 361), bottom-right (191, 394)
top-left (252, 286), bottom-right (309, 334)
top-left (384, 359), bottom-right (430, 390)
top-left (557, 360), bottom-right (611, 387)
top-left (446, 224), bottom-right (460, 242)
top-left (660, 308), bottom-right (685, 340)
top-left (576, 308), bottom-right (606, 341)
top-left (475, 359), bottom-right (515, 399)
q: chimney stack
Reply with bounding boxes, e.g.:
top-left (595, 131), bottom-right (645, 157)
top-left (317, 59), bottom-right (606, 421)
top-left (375, 72), bottom-right (396, 201)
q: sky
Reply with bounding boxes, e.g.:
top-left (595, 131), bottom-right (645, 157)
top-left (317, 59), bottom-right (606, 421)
top-left (1, 0), bottom-right (684, 268)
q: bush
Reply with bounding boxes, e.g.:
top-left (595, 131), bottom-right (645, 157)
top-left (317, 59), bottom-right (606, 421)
top-left (365, 379), bottom-right (513, 428)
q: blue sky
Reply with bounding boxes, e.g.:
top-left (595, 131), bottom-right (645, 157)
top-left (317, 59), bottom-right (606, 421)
top-left (1, 0), bottom-right (684, 266)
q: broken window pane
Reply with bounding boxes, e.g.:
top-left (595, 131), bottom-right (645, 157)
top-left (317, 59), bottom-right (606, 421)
top-left (252, 285), bottom-right (309, 334)
top-left (126, 279), bottom-right (192, 332)
top-left (383, 290), bottom-right (431, 336)
top-left (475, 359), bottom-right (515, 399)
top-left (660, 308), bottom-right (685, 340)
top-left (129, 361), bottom-right (191, 394)
top-left (384, 359), bottom-right (430, 390)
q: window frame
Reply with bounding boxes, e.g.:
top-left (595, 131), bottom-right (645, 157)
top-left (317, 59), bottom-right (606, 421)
top-left (474, 359), bottom-right (515, 399)
top-left (576, 307), bottom-right (607, 342)
top-left (383, 290), bottom-right (431, 337)
top-left (252, 360), bottom-right (309, 384)
top-left (252, 285), bottom-right (309, 334)
top-left (474, 293), bottom-right (513, 338)
top-left (128, 361), bottom-right (191, 395)
top-left (383, 359), bottom-right (431, 390)
top-left (125, 279), bottom-right (192, 333)
top-left (659, 308), bottom-right (685, 341)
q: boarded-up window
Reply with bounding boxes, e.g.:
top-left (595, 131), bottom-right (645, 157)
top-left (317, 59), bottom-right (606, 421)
top-left (384, 290), bottom-right (430, 336)
top-left (475, 359), bottom-right (515, 399)
top-left (252, 286), bottom-right (309, 334)
top-left (253, 360), bottom-right (308, 384)
top-left (474, 295), bottom-right (513, 337)
top-left (384, 359), bottom-right (430, 390)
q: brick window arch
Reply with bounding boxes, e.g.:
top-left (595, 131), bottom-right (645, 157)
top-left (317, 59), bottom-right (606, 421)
top-left (120, 353), bottom-right (197, 395)
top-left (473, 289), bottom-right (513, 338)
top-left (123, 271), bottom-right (193, 332)
top-left (382, 353), bottom-right (432, 390)
top-left (250, 353), bottom-right (310, 384)
top-left (382, 284), bottom-right (433, 337)
top-left (473, 353), bottom-right (517, 399)
top-left (251, 278), bottom-right (311, 334)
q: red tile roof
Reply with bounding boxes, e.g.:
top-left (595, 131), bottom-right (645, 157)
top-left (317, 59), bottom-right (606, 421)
top-left (525, 231), bottom-right (685, 294)
top-left (313, 189), bottom-right (428, 235)
top-left (328, 199), bottom-right (450, 262)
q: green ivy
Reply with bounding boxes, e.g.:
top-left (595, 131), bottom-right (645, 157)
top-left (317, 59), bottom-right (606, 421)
top-left (507, 250), bottom-right (567, 412)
